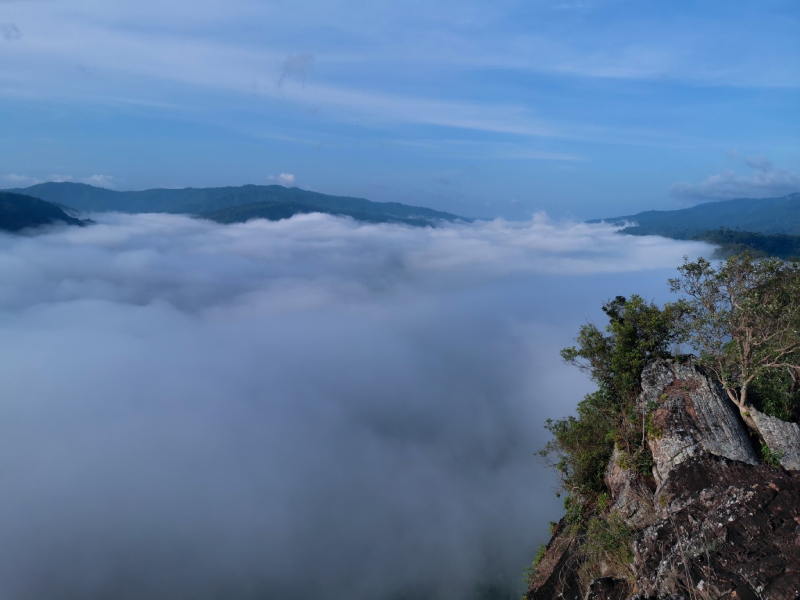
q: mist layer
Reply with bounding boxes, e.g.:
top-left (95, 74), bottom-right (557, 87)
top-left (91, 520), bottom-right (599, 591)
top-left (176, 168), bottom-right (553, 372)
top-left (0, 214), bottom-right (707, 599)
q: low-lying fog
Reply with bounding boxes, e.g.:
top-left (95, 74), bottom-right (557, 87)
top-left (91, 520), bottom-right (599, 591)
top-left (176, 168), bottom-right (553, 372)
top-left (0, 214), bottom-right (708, 599)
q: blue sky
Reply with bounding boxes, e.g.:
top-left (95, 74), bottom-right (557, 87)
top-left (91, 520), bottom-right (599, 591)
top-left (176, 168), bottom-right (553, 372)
top-left (0, 0), bottom-right (798, 219)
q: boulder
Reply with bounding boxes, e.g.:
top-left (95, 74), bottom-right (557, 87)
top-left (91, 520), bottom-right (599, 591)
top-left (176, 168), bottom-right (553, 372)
top-left (750, 408), bottom-right (800, 470)
top-left (639, 358), bottom-right (758, 486)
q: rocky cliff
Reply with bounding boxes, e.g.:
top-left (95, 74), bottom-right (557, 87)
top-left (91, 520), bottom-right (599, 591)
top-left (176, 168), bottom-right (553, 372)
top-left (527, 358), bottom-right (800, 600)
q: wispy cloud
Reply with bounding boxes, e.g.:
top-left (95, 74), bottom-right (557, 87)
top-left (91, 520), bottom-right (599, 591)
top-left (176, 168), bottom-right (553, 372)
top-left (4, 173), bottom-right (37, 185)
top-left (83, 174), bottom-right (116, 188)
top-left (671, 153), bottom-right (800, 201)
top-left (268, 173), bottom-right (296, 187)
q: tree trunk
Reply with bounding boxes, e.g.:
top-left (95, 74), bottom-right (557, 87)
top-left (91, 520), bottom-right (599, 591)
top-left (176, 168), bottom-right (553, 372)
top-left (738, 405), bottom-right (760, 434)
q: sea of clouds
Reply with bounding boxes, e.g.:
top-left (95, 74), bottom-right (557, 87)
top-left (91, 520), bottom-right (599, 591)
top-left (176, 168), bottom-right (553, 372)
top-left (0, 214), bottom-right (709, 599)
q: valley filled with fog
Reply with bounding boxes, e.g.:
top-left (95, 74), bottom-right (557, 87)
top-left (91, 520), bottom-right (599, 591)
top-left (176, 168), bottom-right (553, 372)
top-left (0, 214), bottom-right (708, 599)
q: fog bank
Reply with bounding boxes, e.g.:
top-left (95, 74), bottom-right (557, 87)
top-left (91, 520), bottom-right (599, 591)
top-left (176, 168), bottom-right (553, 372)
top-left (0, 214), bottom-right (708, 599)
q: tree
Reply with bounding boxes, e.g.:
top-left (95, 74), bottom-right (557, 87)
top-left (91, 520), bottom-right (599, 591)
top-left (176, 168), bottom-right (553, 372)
top-left (541, 295), bottom-right (682, 505)
top-left (668, 253), bottom-right (800, 426)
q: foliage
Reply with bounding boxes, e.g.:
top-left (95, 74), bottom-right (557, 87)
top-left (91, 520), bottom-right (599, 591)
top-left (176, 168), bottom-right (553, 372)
top-left (522, 544), bottom-right (549, 586)
top-left (690, 228), bottom-right (800, 260)
top-left (577, 513), bottom-right (635, 588)
top-left (582, 513), bottom-right (634, 571)
top-left (749, 368), bottom-right (800, 422)
top-left (760, 440), bottom-right (786, 468)
top-left (540, 295), bottom-right (682, 507)
top-left (668, 254), bottom-right (800, 413)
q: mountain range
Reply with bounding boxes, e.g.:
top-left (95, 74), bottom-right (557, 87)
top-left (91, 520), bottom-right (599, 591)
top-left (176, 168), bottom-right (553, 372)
top-left (0, 192), bottom-right (89, 232)
top-left (595, 192), bottom-right (800, 258)
top-left (3, 182), bottom-right (465, 227)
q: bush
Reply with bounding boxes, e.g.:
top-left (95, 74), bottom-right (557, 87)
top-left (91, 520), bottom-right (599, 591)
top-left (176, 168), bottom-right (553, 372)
top-left (577, 512), bottom-right (635, 589)
top-left (749, 368), bottom-right (800, 423)
top-left (539, 295), bottom-right (681, 509)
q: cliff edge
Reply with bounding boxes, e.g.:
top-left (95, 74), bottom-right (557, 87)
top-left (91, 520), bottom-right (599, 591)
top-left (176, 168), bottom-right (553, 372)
top-left (527, 358), bottom-right (800, 600)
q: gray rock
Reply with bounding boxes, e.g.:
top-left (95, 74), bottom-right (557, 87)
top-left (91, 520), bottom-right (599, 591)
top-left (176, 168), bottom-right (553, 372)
top-left (749, 407), bottom-right (800, 470)
top-left (604, 447), bottom-right (656, 528)
top-left (639, 359), bottom-right (758, 486)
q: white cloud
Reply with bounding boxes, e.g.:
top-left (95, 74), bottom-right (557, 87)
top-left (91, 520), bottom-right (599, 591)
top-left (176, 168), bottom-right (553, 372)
top-left (47, 174), bottom-right (74, 183)
top-left (0, 213), bottom-right (709, 598)
top-left (268, 173), bottom-right (296, 187)
top-left (82, 174), bottom-right (116, 188)
top-left (3, 174), bottom-right (38, 186)
top-left (671, 154), bottom-right (800, 201)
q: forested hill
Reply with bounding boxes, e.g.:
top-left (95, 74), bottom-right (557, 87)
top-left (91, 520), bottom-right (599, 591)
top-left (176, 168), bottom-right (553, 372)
top-left (0, 192), bottom-right (88, 232)
top-left (593, 192), bottom-right (800, 237)
top-left (592, 192), bottom-right (800, 258)
top-left (4, 182), bottom-right (466, 226)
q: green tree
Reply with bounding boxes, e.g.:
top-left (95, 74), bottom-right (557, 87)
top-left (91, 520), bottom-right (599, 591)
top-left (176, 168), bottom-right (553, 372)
top-left (668, 254), bottom-right (800, 427)
top-left (540, 295), bottom-right (682, 505)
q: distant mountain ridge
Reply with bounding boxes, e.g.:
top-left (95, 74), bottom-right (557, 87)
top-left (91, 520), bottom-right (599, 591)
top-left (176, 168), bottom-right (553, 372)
top-left (4, 182), bottom-right (467, 226)
top-left (593, 192), bottom-right (800, 258)
top-left (593, 192), bottom-right (800, 237)
top-left (0, 192), bottom-right (88, 232)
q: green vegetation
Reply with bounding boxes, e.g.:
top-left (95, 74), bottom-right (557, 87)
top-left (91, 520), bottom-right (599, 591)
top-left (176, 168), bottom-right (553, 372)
top-left (594, 192), bottom-right (800, 238)
top-left (0, 192), bottom-right (88, 232)
top-left (689, 229), bottom-right (800, 260)
top-left (749, 369), bottom-right (800, 422)
top-left (578, 513), bottom-right (635, 587)
top-left (759, 440), bottom-right (786, 468)
top-left (522, 544), bottom-right (549, 588)
top-left (542, 255), bottom-right (800, 512)
top-left (6, 181), bottom-right (467, 227)
top-left (532, 253), bottom-right (800, 592)
top-left (593, 193), bottom-right (800, 258)
top-left (539, 295), bottom-right (683, 504)
top-left (669, 254), bottom-right (800, 422)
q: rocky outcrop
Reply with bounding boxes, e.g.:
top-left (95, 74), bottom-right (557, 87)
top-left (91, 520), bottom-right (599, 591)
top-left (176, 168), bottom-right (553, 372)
top-left (640, 359), bottom-right (758, 486)
top-left (634, 454), bottom-right (800, 599)
top-left (527, 358), bottom-right (800, 600)
top-left (604, 448), bottom-right (656, 529)
top-left (750, 407), bottom-right (800, 470)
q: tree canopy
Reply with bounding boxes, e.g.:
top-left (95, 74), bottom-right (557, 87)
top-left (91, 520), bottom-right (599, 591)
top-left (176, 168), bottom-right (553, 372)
top-left (669, 254), bottom-right (800, 417)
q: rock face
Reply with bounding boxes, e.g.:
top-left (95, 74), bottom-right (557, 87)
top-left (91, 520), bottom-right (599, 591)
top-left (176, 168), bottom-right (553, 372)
top-left (527, 358), bottom-right (800, 600)
top-left (604, 447), bottom-right (656, 529)
top-left (640, 359), bottom-right (758, 486)
top-left (634, 454), bottom-right (800, 600)
top-left (750, 407), bottom-right (800, 470)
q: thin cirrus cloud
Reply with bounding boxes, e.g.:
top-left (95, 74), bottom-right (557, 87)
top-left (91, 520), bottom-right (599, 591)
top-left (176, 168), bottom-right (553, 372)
top-left (671, 153), bottom-right (800, 202)
top-left (0, 0), bottom-right (797, 216)
top-left (0, 213), bottom-right (708, 599)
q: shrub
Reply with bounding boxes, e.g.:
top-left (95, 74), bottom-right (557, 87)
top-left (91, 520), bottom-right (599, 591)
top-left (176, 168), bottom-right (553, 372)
top-left (540, 295), bottom-right (682, 509)
top-left (749, 368), bottom-right (800, 422)
top-left (578, 513), bottom-right (635, 588)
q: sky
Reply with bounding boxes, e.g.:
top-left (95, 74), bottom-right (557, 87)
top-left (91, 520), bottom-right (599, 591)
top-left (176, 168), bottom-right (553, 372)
top-left (1, 0), bottom-right (799, 219)
top-left (0, 214), bottom-right (709, 599)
